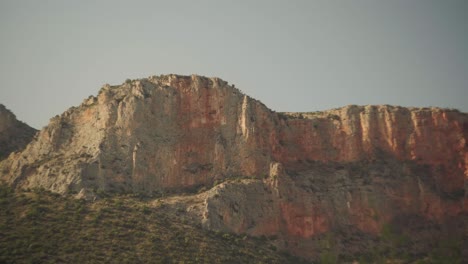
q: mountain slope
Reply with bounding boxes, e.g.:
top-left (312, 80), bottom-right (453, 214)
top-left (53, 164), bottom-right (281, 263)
top-left (0, 104), bottom-right (37, 160)
top-left (0, 184), bottom-right (303, 264)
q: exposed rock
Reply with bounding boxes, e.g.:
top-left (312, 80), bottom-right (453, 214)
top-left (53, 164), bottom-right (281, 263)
top-left (0, 75), bottom-right (275, 194)
top-left (0, 74), bottom-right (467, 261)
top-left (0, 104), bottom-right (37, 160)
top-left (196, 158), bottom-right (467, 260)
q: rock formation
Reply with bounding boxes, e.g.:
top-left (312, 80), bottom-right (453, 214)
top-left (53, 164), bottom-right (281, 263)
top-left (1, 74), bottom-right (467, 261)
top-left (0, 104), bottom-right (37, 160)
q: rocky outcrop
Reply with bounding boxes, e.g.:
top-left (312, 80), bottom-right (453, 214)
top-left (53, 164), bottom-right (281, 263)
top-left (0, 74), bottom-right (467, 261)
top-left (0, 104), bottom-right (37, 160)
top-left (0, 75), bottom-right (277, 194)
top-left (196, 158), bottom-right (467, 260)
top-left (2, 75), bottom-right (466, 196)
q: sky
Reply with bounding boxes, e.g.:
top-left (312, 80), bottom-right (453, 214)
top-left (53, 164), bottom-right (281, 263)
top-left (1, 0), bottom-right (467, 129)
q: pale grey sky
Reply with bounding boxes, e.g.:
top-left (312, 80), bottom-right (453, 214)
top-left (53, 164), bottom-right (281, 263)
top-left (1, 0), bottom-right (467, 129)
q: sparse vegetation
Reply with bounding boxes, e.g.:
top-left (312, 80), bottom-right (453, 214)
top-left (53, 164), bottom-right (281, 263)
top-left (0, 184), bottom-right (298, 264)
top-left (1, 182), bottom-right (464, 264)
top-left (277, 112), bottom-right (289, 120)
top-left (353, 222), bottom-right (463, 264)
top-left (327, 114), bottom-right (341, 121)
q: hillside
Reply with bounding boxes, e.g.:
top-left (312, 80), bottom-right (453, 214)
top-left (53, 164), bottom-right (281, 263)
top-left (0, 104), bottom-right (37, 160)
top-left (0, 184), bottom-right (306, 264)
top-left (0, 183), bottom-right (463, 263)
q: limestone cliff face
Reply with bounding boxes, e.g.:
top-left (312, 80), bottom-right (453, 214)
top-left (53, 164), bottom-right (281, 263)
top-left (197, 103), bottom-right (467, 260)
top-left (0, 104), bottom-right (37, 160)
top-left (0, 74), bottom-right (466, 196)
top-left (0, 75), bottom-right (277, 194)
top-left (0, 75), bottom-right (467, 260)
top-left (199, 159), bottom-right (466, 260)
top-left (278, 106), bottom-right (467, 194)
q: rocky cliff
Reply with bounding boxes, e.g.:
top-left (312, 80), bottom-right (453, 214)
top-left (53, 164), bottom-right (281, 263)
top-left (1, 75), bottom-right (277, 194)
top-left (1, 74), bottom-right (467, 261)
top-left (0, 104), bottom-right (37, 160)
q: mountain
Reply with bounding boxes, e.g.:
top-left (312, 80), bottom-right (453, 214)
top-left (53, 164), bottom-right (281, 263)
top-left (0, 104), bottom-right (37, 160)
top-left (1, 74), bottom-right (467, 262)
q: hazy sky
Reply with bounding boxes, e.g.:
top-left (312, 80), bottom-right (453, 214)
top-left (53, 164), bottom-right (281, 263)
top-left (1, 0), bottom-right (467, 129)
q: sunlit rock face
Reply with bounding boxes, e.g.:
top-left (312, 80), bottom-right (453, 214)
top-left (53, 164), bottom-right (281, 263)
top-left (1, 74), bottom-right (467, 260)
top-left (1, 75), bottom-right (278, 194)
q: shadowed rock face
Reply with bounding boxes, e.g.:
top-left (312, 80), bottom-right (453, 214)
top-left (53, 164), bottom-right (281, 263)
top-left (1, 74), bottom-right (467, 261)
top-left (0, 104), bottom-right (37, 160)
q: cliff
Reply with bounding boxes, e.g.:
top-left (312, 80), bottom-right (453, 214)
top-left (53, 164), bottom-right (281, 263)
top-left (0, 104), bottom-right (37, 160)
top-left (1, 75), bottom-right (275, 194)
top-left (0, 74), bottom-right (466, 261)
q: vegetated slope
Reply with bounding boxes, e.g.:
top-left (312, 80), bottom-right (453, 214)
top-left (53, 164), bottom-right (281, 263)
top-left (0, 182), bottom-right (463, 264)
top-left (0, 184), bottom-right (305, 264)
top-left (0, 104), bottom-right (37, 160)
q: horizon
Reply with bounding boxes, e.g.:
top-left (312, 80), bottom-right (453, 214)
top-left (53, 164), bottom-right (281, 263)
top-left (1, 0), bottom-right (467, 129)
